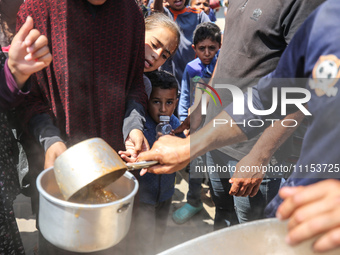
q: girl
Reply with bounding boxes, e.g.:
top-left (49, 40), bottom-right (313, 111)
top-left (143, 13), bottom-right (180, 97)
top-left (0, 16), bottom-right (51, 254)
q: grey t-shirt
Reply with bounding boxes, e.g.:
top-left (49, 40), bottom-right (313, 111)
top-left (204, 0), bottom-right (325, 160)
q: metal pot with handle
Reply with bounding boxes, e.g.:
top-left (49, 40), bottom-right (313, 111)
top-left (53, 137), bottom-right (157, 201)
top-left (37, 167), bottom-right (138, 252)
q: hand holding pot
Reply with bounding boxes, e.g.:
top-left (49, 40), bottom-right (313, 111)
top-left (277, 179), bottom-right (340, 253)
top-left (44, 141), bottom-right (67, 169)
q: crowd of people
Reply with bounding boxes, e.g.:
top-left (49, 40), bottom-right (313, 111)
top-left (1, 0), bottom-right (340, 254)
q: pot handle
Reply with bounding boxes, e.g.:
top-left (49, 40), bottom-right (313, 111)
top-left (117, 203), bottom-right (130, 213)
top-left (126, 161), bottom-right (158, 170)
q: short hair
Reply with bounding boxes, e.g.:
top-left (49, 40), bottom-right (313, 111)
top-left (145, 70), bottom-right (178, 95)
top-left (193, 22), bottom-right (222, 46)
top-left (145, 13), bottom-right (181, 55)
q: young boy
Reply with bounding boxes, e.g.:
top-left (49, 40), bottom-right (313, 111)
top-left (173, 22), bottom-right (221, 225)
top-left (134, 70), bottom-right (185, 255)
top-left (191, 0), bottom-right (217, 22)
top-left (178, 22), bottom-right (221, 121)
top-left (153, 0), bottom-right (210, 91)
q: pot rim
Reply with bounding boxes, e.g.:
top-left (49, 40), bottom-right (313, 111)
top-left (36, 167), bottom-right (139, 209)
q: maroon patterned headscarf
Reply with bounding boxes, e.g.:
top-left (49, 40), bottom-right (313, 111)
top-left (17, 0), bottom-right (146, 151)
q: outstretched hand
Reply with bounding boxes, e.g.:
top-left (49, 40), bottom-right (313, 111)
top-left (8, 16), bottom-right (52, 88)
top-left (118, 129), bottom-right (149, 163)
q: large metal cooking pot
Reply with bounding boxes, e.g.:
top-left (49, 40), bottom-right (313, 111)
top-left (53, 137), bottom-right (156, 200)
top-left (159, 218), bottom-right (340, 255)
top-left (36, 167), bottom-right (138, 253)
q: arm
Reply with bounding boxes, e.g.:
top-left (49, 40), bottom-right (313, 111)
top-left (0, 15), bottom-right (51, 109)
top-left (178, 66), bottom-right (191, 122)
top-left (8, 16), bottom-right (51, 88)
top-left (121, 11), bottom-right (148, 160)
top-left (229, 111), bottom-right (305, 197)
top-left (29, 113), bottom-right (67, 169)
top-left (138, 110), bottom-right (247, 174)
top-left (119, 100), bottom-right (149, 163)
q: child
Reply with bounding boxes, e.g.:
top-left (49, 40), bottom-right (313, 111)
top-left (153, 0), bottom-right (210, 91)
top-left (173, 22), bottom-right (221, 225)
top-left (143, 13), bottom-right (180, 97)
top-left (191, 0), bottom-right (217, 22)
top-left (119, 13), bottom-right (180, 162)
top-left (0, 16), bottom-right (51, 254)
top-left (135, 70), bottom-right (185, 255)
top-left (178, 22), bottom-right (221, 121)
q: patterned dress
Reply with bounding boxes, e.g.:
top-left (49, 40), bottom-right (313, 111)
top-left (0, 50), bottom-right (25, 254)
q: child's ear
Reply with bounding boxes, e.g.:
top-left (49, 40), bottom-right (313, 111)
top-left (192, 44), bottom-right (196, 52)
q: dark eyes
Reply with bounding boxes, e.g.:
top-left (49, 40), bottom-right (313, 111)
top-left (198, 46), bottom-right (217, 51)
top-left (196, 3), bottom-right (209, 7)
top-left (152, 100), bottom-right (173, 105)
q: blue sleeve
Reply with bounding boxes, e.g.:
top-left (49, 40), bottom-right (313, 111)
top-left (178, 65), bottom-right (191, 122)
top-left (208, 9), bottom-right (217, 22)
top-left (170, 115), bottom-right (186, 138)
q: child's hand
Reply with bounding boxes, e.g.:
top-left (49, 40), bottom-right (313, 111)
top-left (118, 129), bottom-right (149, 163)
top-left (118, 140), bottom-right (138, 163)
top-left (8, 16), bottom-right (52, 89)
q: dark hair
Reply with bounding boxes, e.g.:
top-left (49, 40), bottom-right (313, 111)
top-left (193, 22), bottom-right (221, 46)
top-left (145, 70), bottom-right (178, 95)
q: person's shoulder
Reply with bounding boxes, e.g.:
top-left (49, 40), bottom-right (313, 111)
top-left (163, 6), bottom-right (173, 17)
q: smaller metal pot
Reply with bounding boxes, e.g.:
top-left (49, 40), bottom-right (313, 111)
top-left (37, 167), bottom-right (138, 252)
top-left (53, 137), bottom-right (156, 200)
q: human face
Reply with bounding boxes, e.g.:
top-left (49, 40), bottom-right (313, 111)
top-left (148, 87), bottom-right (178, 124)
top-left (144, 27), bottom-right (178, 72)
top-left (87, 0), bottom-right (107, 5)
top-left (193, 38), bottom-right (220, 65)
top-left (167, 0), bottom-right (186, 11)
top-left (191, 0), bottom-right (210, 15)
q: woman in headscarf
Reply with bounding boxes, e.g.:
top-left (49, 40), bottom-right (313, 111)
top-left (16, 0), bottom-right (147, 254)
